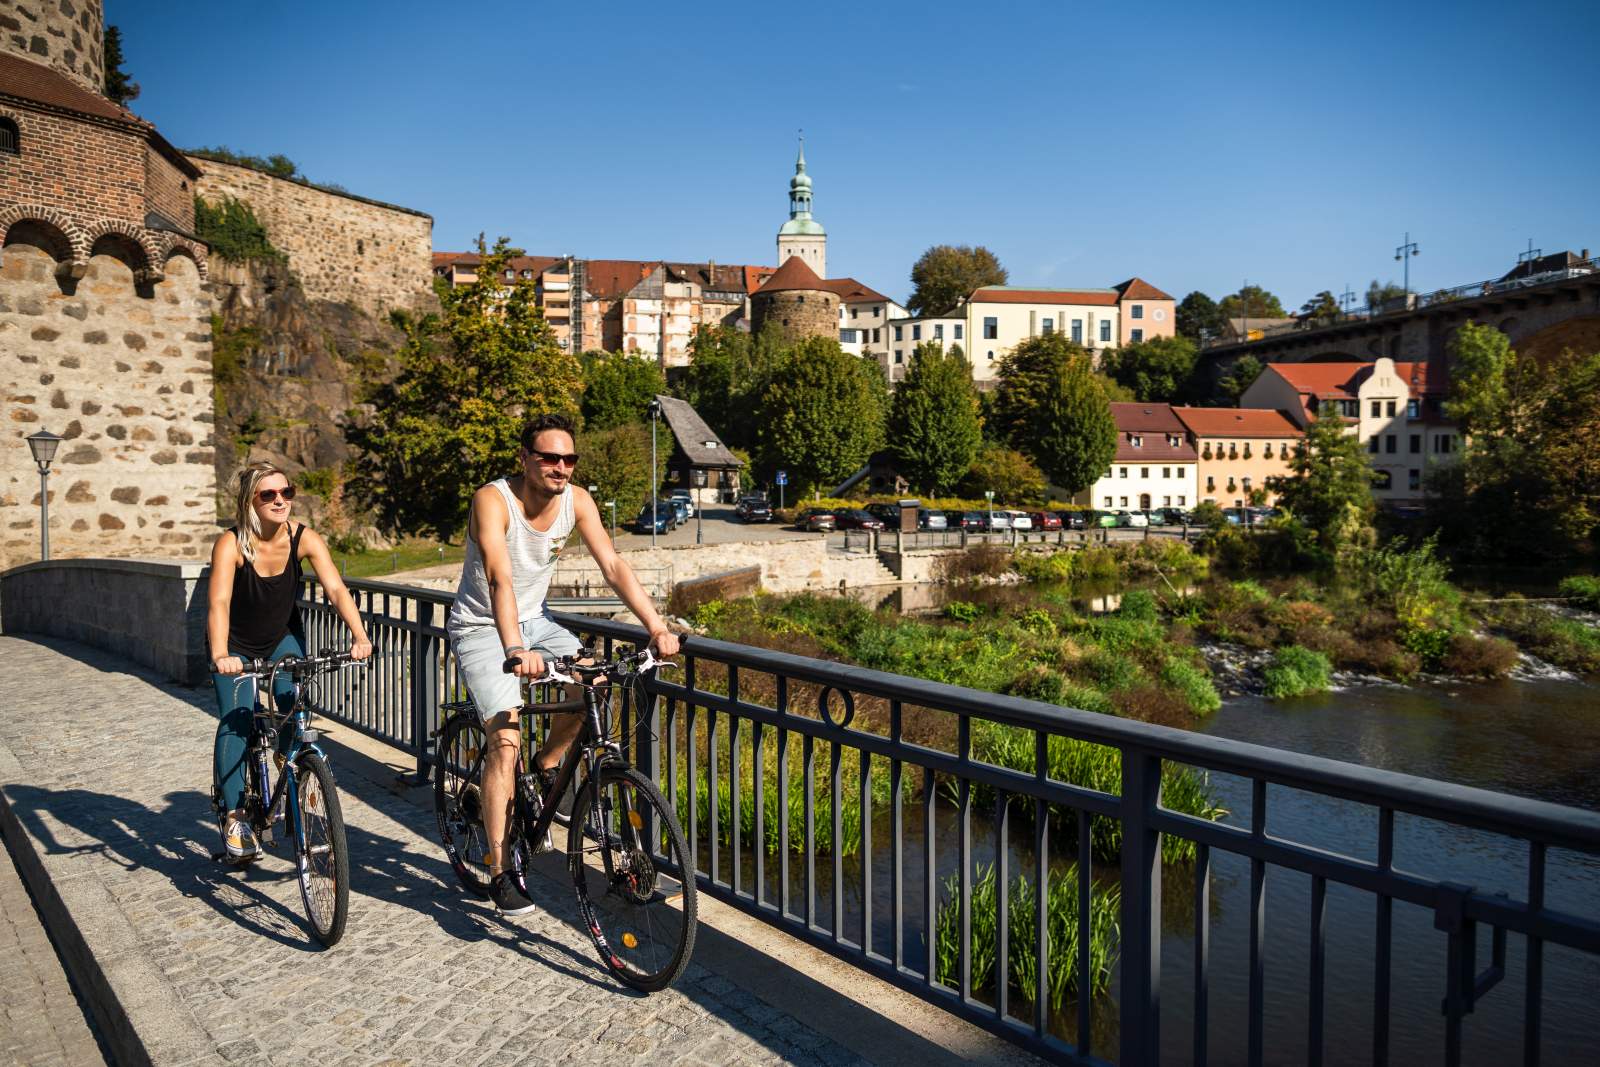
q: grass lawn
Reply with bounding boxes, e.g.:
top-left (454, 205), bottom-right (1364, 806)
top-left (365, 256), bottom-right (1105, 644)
top-left (334, 538), bottom-right (465, 579)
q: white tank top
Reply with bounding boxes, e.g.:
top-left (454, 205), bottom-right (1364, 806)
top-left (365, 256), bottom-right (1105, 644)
top-left (448, 479), bottom-right (575, 631)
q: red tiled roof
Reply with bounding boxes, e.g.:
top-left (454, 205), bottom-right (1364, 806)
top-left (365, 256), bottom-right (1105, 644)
top-left (1266, 360), bottom-right (1437, 400)
top-left (1172, 407), bottom-right (1303, 438)
top-left (969, 287), bottom-right (1120, 306)
top-left (820, 277), bottom-right (890, 304)
top-left (0, 52), bottom-right (138, 123)
top-left (1113, 277), bottom-right (1174, 302)
top-left (1109, 403), bottom-right (1198, 461)
top-left (744, 266), bottom-right (776, 294)
top-left (583, 259), bottom-right (659, 300)
top-left (754, 255), bottom-right (830, 295)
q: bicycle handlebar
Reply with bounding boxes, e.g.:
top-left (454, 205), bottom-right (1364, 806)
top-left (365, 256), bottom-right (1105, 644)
top-left (237, 651), bottom-right (365, 679)
top-left (501, 645), bottom-right (676, 685)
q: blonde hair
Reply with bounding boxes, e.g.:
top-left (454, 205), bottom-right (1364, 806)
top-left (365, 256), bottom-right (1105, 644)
top-left (233, 462), bottom-right (290, 563)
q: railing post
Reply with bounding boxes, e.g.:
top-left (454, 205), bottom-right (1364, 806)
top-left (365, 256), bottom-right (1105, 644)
top-left (409, 599), bottom-right (437, 783)
top-left (635, 661), bottom-right (659, 785)
top-left (1120, 749), bottom-right (1163, 1065)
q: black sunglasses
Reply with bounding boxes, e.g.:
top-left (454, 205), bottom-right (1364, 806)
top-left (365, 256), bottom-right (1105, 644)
top-left (529, 450), bottom-right (579, 469)
top-left (257, 486), bottom-right (297, 503)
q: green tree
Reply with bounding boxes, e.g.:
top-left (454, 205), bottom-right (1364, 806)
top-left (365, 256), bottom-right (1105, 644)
top-left (350, 237), bottom-right (582, 536)
top-left (678, 323), bottom-right (787, 449)
top-left (993, 334), bottom-right (1117, 493)
top-left (1218, 354), bottom-right (1265, 402)
top-left (1100, 335), bottom-right (1198, 402)
top-left (959, 444), bottom-right (1046, 505)
top-left (1176, 291), bottom-right (1226, 341)
top-left (753, 337), bottom-right (886, 495)
top-left (1367, 279), bottom-right (1408, 309)
top-left (1269, 405), bottom-right (1375, 557)
top-left (580, 351), bottom-right (665, 430)
top-left (103, 25), bottom-right (140, 106)
top-left (907, 245), bottom-right (1008, 316)
top-left (887, 343), bottom-right (982, 494)
top-left (1218, 285), bottom-right (1286, 321)
top-left (1299, 291), bottom-right (1340, 325)
top-left (576, 423), bottom-right (673, 520)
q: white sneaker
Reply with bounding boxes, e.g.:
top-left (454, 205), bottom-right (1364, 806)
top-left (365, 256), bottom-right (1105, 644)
top-left (223, 812), bottom-right (260, 862)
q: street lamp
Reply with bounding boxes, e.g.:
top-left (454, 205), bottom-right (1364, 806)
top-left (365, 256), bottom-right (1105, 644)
top-left (1395, 232), bottom-right (1420, 296)
top-left (26, 429), bottom-right (62, 561)
top-left (692, 468), bottom-right (707, 545)
top-left (984, 489), bottom-right (995, 535)
top-left (647, 398), bottom-right (662, 547)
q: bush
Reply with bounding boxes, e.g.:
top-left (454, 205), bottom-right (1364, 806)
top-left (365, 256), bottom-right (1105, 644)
top-left (194, 194), bottom-right (284, 263)
top-left (1262, 645), bottom-right (1332, 698)
top-left (1117, 588), bottom-right (1160, 622)
top-left (944, 600), bottom-right (980, 623)
top-left (1161, 656), bottom-right (1221, 715)
top-left (1441, 633), bottom-right (1518, 678)
top-left (1558, 575), bottom-right (1600, 611)
top-left (1013, 550), bottom-right (1073, 582)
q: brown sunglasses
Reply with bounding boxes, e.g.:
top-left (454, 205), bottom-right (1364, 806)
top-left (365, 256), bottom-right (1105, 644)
top-left (257, 486), bottom-right (297, 503)
top-left (530, 450), bottom-right (579, 468)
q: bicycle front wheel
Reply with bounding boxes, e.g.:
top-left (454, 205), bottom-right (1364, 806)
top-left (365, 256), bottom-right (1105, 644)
top-left (434, 713), bottom-right (495, 897)
top-left (294, 752), bottom-right (349, 947)
top-left (569, 764), bottom-right (697, 992)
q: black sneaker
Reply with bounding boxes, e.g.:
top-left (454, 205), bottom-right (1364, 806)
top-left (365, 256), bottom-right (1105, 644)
top-left (491, 872), bottom-right (537, 917)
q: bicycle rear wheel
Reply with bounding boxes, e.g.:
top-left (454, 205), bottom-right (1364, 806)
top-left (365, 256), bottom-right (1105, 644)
top-left (568, 763), bottom-right (697, 992)
top-left (434, 713), bottom-right (496, 897)
top-left (294, 752), bottom-right (349, 947)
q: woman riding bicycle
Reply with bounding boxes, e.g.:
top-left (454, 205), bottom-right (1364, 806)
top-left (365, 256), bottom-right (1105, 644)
top-left (206, 462), bottom-right (372, 861)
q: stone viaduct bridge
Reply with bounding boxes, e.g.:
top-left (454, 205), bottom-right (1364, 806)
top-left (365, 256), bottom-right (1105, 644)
top-left (1197, 260), bottom-right (1600, 387)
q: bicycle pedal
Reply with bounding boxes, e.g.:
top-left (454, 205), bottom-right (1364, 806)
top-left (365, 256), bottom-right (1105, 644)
top-left (533, 831), bottom-right (555, 855)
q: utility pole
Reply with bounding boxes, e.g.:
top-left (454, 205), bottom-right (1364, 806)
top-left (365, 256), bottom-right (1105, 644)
top-left (648, 398), bottom-right (662, 547)
top-left (1394, 233), bottom-right (1420, 296)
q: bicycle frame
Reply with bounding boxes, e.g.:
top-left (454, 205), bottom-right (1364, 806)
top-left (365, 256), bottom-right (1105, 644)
top-left (239, 661), bottom-right (332, 857)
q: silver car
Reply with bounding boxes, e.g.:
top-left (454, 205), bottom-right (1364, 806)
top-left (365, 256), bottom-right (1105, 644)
top-left (1006, 510), bottom-right (1034, 531)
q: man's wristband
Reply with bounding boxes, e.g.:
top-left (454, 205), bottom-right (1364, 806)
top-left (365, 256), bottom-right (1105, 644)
top-left (503, 645), bottom-right (526, 658)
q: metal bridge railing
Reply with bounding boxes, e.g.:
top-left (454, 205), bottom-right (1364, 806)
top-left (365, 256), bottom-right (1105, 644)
top-left (299, 576), bottom-right (1600, 1066)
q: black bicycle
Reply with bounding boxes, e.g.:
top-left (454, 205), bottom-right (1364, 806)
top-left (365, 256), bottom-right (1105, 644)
top-left (213, 652), bottom-right (363, 946)
top-left (432, 646), bottom-right (698, 992)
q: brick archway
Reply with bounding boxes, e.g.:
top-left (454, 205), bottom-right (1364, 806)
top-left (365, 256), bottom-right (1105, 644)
top-left (83, 218), bottom-right (165, 282)
top-left (158, 235), bottom-right (208, 280)
top-left (0, 203), bottom-right (90, 274)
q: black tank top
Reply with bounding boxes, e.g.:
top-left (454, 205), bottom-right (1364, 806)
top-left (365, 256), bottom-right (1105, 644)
top-left (228, 523), bottom-right (305, 659)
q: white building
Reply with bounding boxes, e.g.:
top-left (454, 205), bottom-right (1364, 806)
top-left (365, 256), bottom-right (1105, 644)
top-left (882, 313), bottom-right (966, 382)
top-left (834, 281), bottom-right (906, 371)
top-left (1074, 403), bottom-right (1199, 512)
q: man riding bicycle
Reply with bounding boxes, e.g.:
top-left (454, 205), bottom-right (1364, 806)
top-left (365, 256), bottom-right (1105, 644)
top-left (447, 413), bottom-right (680, 917)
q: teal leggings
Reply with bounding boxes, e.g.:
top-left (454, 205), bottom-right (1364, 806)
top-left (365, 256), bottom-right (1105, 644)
top-left (211, 633), bottom-right (302, 814)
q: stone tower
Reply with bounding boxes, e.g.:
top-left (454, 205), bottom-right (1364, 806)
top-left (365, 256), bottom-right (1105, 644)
top-left (776, 138), bottom-right (825, 279)
top-left (0, 0), bottom-right (105, 94)
top-left (750, 255), bottom-right (837, 344)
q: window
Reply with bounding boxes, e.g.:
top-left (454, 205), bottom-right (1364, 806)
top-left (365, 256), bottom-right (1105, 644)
top-left (1072, 320), bottom-right (1083, 343)
top-left (1099, 320), bottom-right (1112, 343)
top-left (987, 350), bottom-right (995, 360)
top-left (1374, 470), bottom-right (1393, 490)
top-left (1242, 443), bottom-right (1252, 458)
top-left (1242, 476), bottom-right (1252, 490)
top-left (1178, 495), bottom-right (1186, 506)
top-left (1168, 434), bottom-right (1182, 447)
top-left (1131, 329), bottom-right (1144, 342)
top-left (1162, 467), bottom-right (1170, 479)
top-left (505, 269), bottom-right (514, 280)
top-left (1339, 399), bottom-right (1359, 417)
top-left (1131, 305), bottom-right (1144, 320)
top-left (894, 325), bottom-right (903, 341)
top-left (1264, 443), bottom-right (1273, 458)
top-left (1131, 435), bottom-right (1143, 447)
top-left (1104, 496), bottom-right (1113, 508)
top-left (1120, 496), bottom-right (1129, 508)
top-left (1385, 434), bottom-right (1397, 453)
top-left (1120, 467), bottom-right (1129, 478)
top-left (1409, 469), bottom-right (1421, 491)
top-left (797, 295), bottom-right (804, 303)
top-left (1435, 434), bottom-right (1454, 454)
top-left (851, 307), bottom-right (858, 319)
top-left (1163, 495), bottom-right (1171, 506)
top-left (0, 117), bottom-right (17, 155)
top-left (1410, 434), bottom-right (1421, 453)
top-left (934, 324), bottom-right (944, 339)
top-left (912, 324), bottom-right (922, 340)
top-left (954, 324), bottom-right (963, 340)
top-left (840, 329), bottom-right (856, 343)
top-left (874, 306), bottom-right (881, 317)
top-left (1369, 436), bottom-right (1380, 454)
top-left (1386, 400), bottom-right (1397, 416)
top-left (1206, 476), bottom-right (1215, 491)
top-left (894, 349), bottom-right (903, 363)
top-left (872, 328), bottom-right (880, 343)
top-left (1407, 398), bottom-right (1419, 418)
top-left (983, 317), bottom-right (998, 339)
top-left (1141, 467), bottom-right (1150, 478)
top-left (1042, 317), bottom-right (1054, 335)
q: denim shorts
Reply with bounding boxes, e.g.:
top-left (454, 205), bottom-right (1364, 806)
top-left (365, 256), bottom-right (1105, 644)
top-left (448, 615), bottom-right (581, 722)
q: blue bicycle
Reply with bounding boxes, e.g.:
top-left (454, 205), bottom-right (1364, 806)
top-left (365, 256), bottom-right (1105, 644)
top-left (214, 651), bottom-right (362, 946)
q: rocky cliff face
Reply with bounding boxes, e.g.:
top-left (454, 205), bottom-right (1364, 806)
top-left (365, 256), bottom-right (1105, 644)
top-left (207, 257), bottom-right (419, 535)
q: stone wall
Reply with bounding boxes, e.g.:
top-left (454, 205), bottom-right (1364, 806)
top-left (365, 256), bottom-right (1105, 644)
top-left (0, 101), bottom-right (145, 220)
top-left (0, 557), bottom-right (209, 683)
top-left (0, 0), bottom-right (103, 94)
top-left (1, 243), bottom-right (215, 570)
top-left (751, 288), bottom-right (836, 344)
top-left (190, 157), bottom-right (434, 318)
top-left (143, 142), bottom-right (195, 230)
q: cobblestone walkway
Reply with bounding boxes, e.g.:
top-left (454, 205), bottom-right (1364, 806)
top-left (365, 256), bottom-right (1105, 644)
top-left (0, 637), bottom-right (874, 1067)
top-left (0, 830), bottom-right (109, 1067)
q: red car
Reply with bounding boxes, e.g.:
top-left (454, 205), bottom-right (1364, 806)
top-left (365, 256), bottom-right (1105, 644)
top-left (1029, 511), bottom-right (1063, 531)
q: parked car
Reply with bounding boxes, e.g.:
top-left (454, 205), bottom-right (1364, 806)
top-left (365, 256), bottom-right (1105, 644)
top-left (1221, 507), bottom-right (1247, 526)
top-left (1115, 510), bottom-right (1150, 528)
top-left (632, 504), bottom-right (672, 534)
top-left (836, 508), bottom-right (885, 531)
top-left (1063, 511), bottom-right (1087, 530)
top-left (1029, 511), bottom-right (1063, 531)
top-left (736, 494), bottom-right (773, 523)
top-left (800, 508), bottom-right (837, 532)
top-left (918, 508), bottom-right (948, 531)
top-left (957, 511), bottom-right (987, 532)
top-left (983, 511), bottom-right (1013, 532)
top-left (1150, 507), bottom-right (1192, 526)
top-left (1006, 510), bottom-right (1034, 531)
top-left (865, 503), bottom-right (902, 527)
top-left (666, 497), bottom-right (689, 527)
top-left (667, 489), bottom-right (695, 518)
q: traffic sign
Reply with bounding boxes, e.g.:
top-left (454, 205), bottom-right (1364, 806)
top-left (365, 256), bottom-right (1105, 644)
top-left (776, 470), bottom-right (788, 486)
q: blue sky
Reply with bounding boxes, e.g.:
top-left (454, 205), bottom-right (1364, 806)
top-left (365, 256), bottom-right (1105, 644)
top-left (111, 0), bottom-right (1598, 309)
